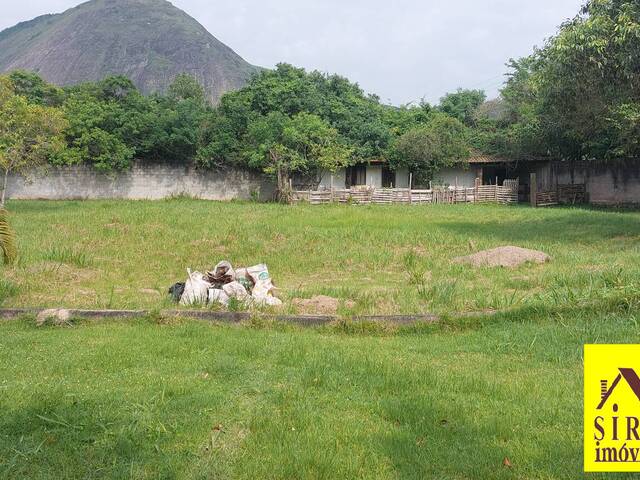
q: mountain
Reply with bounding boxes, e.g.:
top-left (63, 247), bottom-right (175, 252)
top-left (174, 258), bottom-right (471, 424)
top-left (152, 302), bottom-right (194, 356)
top-left (0, 0), bottom-right (259, 104)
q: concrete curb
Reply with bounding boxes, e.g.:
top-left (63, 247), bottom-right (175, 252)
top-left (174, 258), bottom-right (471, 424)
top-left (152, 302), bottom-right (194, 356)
top-left (0, 308), bottom-right (439, 326)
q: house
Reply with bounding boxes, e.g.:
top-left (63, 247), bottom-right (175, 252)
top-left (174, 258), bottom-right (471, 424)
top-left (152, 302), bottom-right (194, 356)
top-left (300, 155), bottom-right (640, 205)
top-left (303, 156), bottom-right (541, 191)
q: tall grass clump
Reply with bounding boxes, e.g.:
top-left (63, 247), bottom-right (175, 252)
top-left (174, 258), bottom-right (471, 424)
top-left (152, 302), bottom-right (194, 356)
top-left (0, 279), bottom-right (18, 305)
top-left (43, 246), bottom-right (92, 268)
top-left (0, 208), bottom-right (17, 265)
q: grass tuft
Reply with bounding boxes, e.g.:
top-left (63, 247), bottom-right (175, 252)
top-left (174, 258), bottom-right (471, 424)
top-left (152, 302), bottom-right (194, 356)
top-left (43, 246), bottom-right (93, 268)
top-left (0, 278), bottom-right (18, 305)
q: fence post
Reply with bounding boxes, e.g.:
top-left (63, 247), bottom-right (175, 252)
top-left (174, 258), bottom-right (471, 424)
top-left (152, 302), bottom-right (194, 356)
top-left (454, 177), bottom-right (458, 203)
top-left (474, 177), bottom-right (480, 203)
top-left (408, 173), bottom-right (413, 205)
top-left (330, 175), bottom-right (334, 203)
top-left (530, 173), bottom-right (537, 208)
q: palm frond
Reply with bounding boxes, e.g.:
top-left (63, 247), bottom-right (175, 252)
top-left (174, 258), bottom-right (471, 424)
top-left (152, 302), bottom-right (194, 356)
top-left (0, 209), bottom-right (17, 265)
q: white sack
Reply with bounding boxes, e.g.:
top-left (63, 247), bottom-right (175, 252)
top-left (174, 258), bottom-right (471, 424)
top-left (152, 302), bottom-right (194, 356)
top-left (247, 264), bottom-right (280, 305)
top-left (208, 288), bottom-right (230, 306)
top-left (223, 281), bottom-right (250, 301)
top-left (180, 270), bottom-right (211, 306)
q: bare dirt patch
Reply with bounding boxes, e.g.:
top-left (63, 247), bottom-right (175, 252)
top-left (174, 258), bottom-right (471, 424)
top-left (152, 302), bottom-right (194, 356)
top-left (292, 295), bottom-right (351, 315)
top-left (454, 246), bottom-right (550, 268)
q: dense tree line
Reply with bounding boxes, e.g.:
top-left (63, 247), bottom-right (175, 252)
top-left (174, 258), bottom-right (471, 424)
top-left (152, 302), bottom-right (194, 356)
top-left (474, 0), bottom-right (640, 161)
top-left (0, 66), bottom-right (471, 199)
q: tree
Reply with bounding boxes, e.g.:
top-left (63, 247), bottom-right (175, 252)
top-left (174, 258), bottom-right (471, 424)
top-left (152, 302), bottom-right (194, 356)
top-left (499, 0), bottom-right (640, 160)
top-left (0, 208), bottom-right (16, 265)
top-left (244, 112), bottom-right (353, 201)
top-left (54, 92), bottom-right (135, 171)
top-left (388, 113), bottom-right (470, 184)
top-left (149, 76), bottom-right (209, 162)
top-left (438, 89), bottom-right (486, 126)
top-left (8, 70), bottom-right (64, 107)
top-left (168, 74), bottom-right (206, 104)
top-left (197, 64), bottom-right (395, 167)
top-left (0, 77), bottom-right (67, 205)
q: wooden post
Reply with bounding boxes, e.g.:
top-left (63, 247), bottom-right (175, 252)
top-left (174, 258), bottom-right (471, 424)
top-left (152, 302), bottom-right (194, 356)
top-left (408, 173), bottom-right (413, 205)
top-left (530, 173), bottom-right (537, 208)
top-left (474, 177), bottom-right (480, 203)
top-left (330, 175), bottom-right (334, 203)
top-left (454, 177), bottom-right (458, 203)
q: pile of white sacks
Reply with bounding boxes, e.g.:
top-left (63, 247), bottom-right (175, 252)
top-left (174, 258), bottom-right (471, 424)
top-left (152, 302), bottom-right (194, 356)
top-left (180, 261), bottom-right (282, 308)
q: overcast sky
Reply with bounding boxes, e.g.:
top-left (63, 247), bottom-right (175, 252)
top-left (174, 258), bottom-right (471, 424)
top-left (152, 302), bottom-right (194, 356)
top-left (1, 0), bottom-right (583, 105)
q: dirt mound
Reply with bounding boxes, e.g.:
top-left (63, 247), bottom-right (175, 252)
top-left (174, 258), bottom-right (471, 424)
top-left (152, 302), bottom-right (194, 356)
top-left (454, 246), bottom-right (550, 268)
top-left (292, 295), bottom-right (342, 315)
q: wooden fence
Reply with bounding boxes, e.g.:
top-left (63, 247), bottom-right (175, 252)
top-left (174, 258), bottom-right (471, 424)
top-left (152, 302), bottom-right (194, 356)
top-left (292, 180), bottom-right (519, 206)
top-left (530, 174), bottom-right (587, 207)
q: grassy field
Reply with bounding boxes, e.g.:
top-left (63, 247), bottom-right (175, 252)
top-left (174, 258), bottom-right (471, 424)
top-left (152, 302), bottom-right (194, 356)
top-left (1, 200), bottom-right (639, 315)
top-left (1, 311), bottom-right (639, 479)
top-left (1, 200), bottom-right (639, 479)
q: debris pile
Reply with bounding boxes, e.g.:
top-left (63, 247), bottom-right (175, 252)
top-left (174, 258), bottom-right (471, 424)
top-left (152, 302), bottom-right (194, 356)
top-left (453, 246), bottom-right (550, 268)
top-left (169, 261), bottom-right (282, 308)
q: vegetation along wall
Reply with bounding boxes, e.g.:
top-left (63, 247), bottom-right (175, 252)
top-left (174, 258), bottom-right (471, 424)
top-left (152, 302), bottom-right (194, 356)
top-left (7, 163), bottom-right (275, 201)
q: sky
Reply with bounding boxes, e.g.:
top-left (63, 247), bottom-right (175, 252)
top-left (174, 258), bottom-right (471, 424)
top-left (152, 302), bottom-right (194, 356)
top-left (1, 0), bottom-right (584, 105)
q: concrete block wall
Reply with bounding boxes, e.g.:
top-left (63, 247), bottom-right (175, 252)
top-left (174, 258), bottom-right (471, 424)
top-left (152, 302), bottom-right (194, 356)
top-left (551, 160), bottom-right (640, 205)
top-left (6, 163), bottom-right (275, 201)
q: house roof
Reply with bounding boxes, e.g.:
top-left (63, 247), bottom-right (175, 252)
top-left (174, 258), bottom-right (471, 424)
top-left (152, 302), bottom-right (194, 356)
top-left (468, 155), bottom-right (515, 164)
top-left (468, 154), bottom-right (551, 164)
top-left (597, 368), bottom-right (640, 410)
top-left (351, 158), bottom-right (387, 166)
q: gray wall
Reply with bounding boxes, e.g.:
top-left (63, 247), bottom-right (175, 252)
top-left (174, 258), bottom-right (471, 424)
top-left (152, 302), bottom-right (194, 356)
top-left (6, 163), bottom-right (275, 201)
top-left (535, 160), bottom-right (640, 205)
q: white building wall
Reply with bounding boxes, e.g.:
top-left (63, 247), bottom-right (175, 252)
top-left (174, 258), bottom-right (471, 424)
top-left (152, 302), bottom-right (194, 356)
top-left (435, 167), bottom-right (477, 188)
top-left (395, 168), bottom-right (410, 188)
top-left (366, 166), bottom-right (383, 188)
top-left (318, 165), bottom-right (406, 189)
top-left (318, 169), bottom-right (347, 189)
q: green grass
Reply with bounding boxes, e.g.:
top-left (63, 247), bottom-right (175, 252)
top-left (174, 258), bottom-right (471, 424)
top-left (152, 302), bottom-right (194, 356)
top-left (0, 309), bottom-right (639, 479)
top-left (2, 200), bottom-right (640, 316)
top-left (0, 200), bottom-right (639, 478)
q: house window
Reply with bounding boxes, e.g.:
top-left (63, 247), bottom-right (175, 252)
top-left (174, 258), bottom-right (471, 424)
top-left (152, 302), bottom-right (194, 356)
top-left (382, 166), bottom-right (395, 188)
top-left (346, 165), bottom-right (366, 187)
